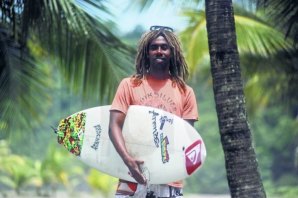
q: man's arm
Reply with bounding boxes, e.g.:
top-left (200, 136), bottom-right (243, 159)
top-left (108, 110), bottom-right (146, 184)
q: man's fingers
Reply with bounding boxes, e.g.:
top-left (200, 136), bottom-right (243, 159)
top-left (128, 168), bottom-right (147, 184)
top-left (136, 160), bottom-right (144, 165)
top-left (127, 158), bottom-right (147, 184)
top-left (129, 172), bottom-right (146, 184)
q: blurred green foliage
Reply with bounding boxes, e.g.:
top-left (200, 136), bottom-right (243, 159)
top-left (0, 0), bottom-right (297, 197)
top-left (0, 140), bottom-right (37, 194)
top-left (86, 169), bottom-right (117, 197)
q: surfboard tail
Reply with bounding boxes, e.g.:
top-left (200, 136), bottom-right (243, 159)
top-left (185, 140), bottom-right (204, 175)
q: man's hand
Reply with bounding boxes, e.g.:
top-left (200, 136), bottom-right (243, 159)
top-left (125, 156), bottom-right (147, 185)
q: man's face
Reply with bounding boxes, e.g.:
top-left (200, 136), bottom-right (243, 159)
top-left (148, 35), bottom-right (171, 69)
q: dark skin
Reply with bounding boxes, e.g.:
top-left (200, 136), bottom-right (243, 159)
top-left (109, 35), bottom-right (196, 185)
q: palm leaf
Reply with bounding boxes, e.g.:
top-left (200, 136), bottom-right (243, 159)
top-left (179, 10), bottom-right (209, 75)
top-left (122, 0), bottom-right (197, 13)
top-left (0, 30), bottom-right (52, 135)
top-left (257, 0), bottom-right (298, 42)
top-left (1, 0), bottom-right (135, 135)
top-left (241, 51), bottom-right (298, 116)
top-left (24, 0), bottom-right (134, 98)
top-left (180, 7), bottom-right (293, 74)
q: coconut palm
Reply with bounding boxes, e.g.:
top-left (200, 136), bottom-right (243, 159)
top-left (205, 0), bottom-right (266, 197)
top-left (0, 0), bottom-right (134, 136)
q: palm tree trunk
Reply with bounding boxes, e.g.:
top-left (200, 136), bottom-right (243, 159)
top-left (205, 0), bottom-right (266, 197)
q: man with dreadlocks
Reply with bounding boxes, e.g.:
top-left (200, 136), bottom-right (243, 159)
top-left (109, 26), bottom-right (198, 198)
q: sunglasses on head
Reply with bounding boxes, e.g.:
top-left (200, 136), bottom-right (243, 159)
top-left (150, 25), bottom-right (174, 32)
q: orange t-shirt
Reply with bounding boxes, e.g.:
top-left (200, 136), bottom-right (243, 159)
top-left (111, 76), bottom-right (199, 188)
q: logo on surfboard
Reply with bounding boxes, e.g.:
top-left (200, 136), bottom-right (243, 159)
top-left (149, 109), bottom-right (173, 164)
top-left (160, 133), bottom-right (170, 163)
top-left (160, 116), bottom-right (173, 130)
top-left (185, 140), bottom-right (202, 175)
top-left (149, 110), bottom-right (160, 148)
top-left (91, 124), bottom-right (102, 150)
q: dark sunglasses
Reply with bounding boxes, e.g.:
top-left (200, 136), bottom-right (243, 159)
top-left (150, 25), bottom-right (174, 32)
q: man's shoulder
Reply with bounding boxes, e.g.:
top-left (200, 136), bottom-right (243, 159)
top-left (119, 77), bottom-right (132, 84)
top-left (184, 83), bottom-right (193, 90)
top-left (119, 77), bottom-right (142, 87)
top-left (183, 83), bottom-right (195, 94)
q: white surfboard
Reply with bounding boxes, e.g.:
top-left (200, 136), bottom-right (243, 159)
top-left (56, 105), bottom-right (206, 184)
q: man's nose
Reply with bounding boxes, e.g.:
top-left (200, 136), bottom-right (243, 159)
top-left (156, 47), bottom-right (162, 54)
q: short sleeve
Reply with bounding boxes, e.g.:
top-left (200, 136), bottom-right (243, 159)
top-left (110, 78), bottom-right (132, 114)
top-left (182, 87), bottom-right (199, 121)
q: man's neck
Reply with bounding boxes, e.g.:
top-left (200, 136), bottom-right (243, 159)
top-left (148, 65), bottom-right (170, 80)
top-left (147, 72), bottom-right (170, 80)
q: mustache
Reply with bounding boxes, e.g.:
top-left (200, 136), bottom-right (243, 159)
top-left (153, 56), bottom-right (166, 59)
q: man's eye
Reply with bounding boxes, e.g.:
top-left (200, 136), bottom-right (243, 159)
top-left (161, 45), bottom-right (169, 50)
top-left (150, 45), bottom-right (158, 50)
top-left (149, 44), bottom-right (169, 51)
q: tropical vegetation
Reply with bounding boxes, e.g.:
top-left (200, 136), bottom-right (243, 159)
top-left (0, 0), bottom-right (297, 197)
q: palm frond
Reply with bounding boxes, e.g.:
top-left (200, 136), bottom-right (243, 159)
top-left (126, 0), bottom-right (156, 11)
top-left (124, 0), bottom-right (199, 12)
top-left (37, 0), bottom-right (134, 99)
top-left (180, 10), bottom-right (209, 74)
top-left (1, 0), bottom-right (136, 136)
top-left (0, 31), bottom-right (53, 135)
top-left (257, 0), bottom-right (298, 43)
top-left (180, 7), bottom-right (294, 74)
top-left (18, 0), bottom-right (135, 101)
top-left (235, 13), bottom-right (292, 56)
top-left (241, 51), bottom-right (298, 117)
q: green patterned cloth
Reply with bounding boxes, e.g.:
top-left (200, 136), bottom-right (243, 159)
top-left (57, 112), bottom-right (86, 156)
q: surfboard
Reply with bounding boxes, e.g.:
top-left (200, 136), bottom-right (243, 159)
top-left (55, 105), bottom-right (206, 184)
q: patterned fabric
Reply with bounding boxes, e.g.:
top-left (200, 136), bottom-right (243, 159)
top-left (116, 180), bottom-right (138, 196)
top-left (115, 180), bottom-right (183, 198)
top-left (57, 112), bottom-right (86, 156)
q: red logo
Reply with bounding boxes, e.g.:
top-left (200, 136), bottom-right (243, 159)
top-left (185, 140), bottom-right (202, 175)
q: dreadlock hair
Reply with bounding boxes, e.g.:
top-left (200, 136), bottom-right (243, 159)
top-left (131, 29), bottom-right (189, 93)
